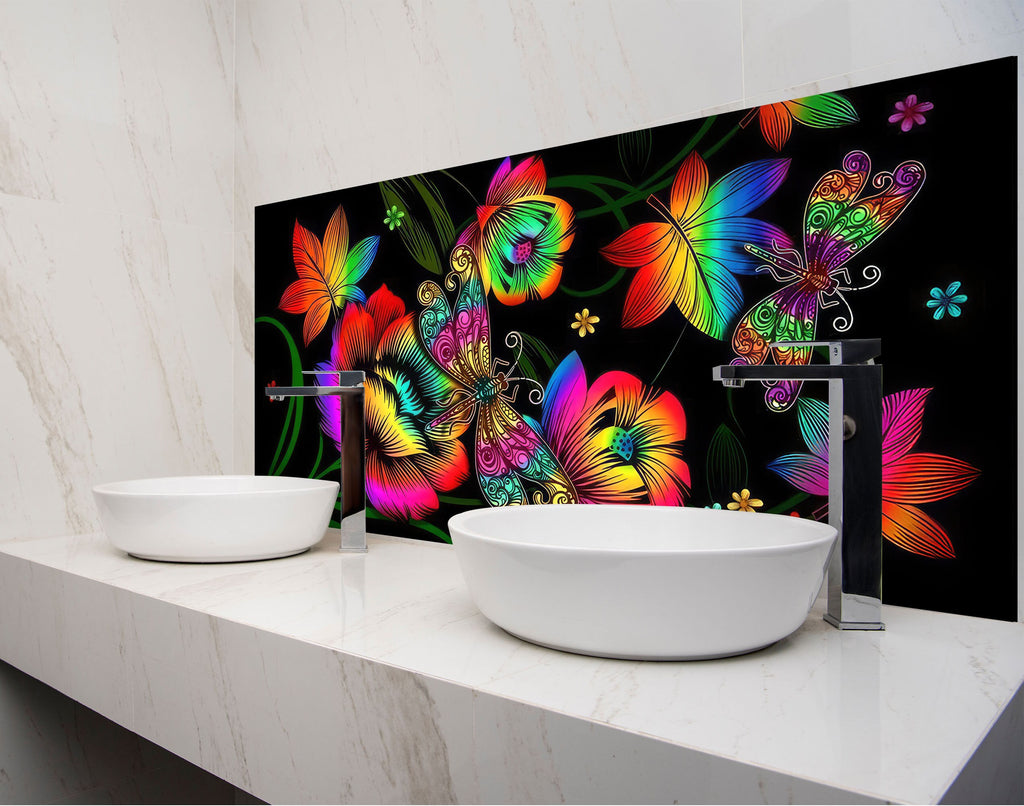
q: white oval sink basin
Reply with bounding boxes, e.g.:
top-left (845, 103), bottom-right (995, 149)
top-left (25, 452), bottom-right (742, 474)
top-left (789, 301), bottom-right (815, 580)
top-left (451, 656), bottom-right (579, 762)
top-left (449, 505), bottom-right (837, 660)
top-left (93, 475), bottom-right (339, 562)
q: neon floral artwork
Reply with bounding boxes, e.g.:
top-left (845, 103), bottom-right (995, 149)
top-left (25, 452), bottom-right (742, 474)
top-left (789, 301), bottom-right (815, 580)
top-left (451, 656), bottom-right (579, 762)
top-left (768, 391), bottom-right (979, 558)
top-left (601, 152), bottom-right (791, 338)
top-left (417, 245), bottom-right (577, 506)
top-left (256, 58), bottom-right (1014, 620)
top-left (279, 205), bottom-right (379, 346)
top-left (741, 92), bottom-right (859, 151)
top-left (456, 156), bottom-right (575, 306)
top-left (540, 351), bottom-right (689, 506)
top-left (313, 285), bottom-right (469, 520)
top-left (731, 150), bottom-right (926, 411)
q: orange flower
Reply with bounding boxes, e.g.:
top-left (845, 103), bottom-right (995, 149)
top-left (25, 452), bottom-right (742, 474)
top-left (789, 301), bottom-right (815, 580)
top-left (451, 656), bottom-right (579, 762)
top-left (740, 93), bottom-right (858, 152)
top-left (279, 206), bottom-right (378, 345)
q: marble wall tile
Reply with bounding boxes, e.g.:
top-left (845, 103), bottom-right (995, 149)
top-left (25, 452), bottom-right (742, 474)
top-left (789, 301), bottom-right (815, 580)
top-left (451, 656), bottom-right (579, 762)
top-left (741, 0), bottom-right (1024, 99)
top-left (0, 0), bottom-right (236, 540)
top-left (0, 0), bottom-right (234, 228)
top-left (0, 195), bottom-right (234, 540)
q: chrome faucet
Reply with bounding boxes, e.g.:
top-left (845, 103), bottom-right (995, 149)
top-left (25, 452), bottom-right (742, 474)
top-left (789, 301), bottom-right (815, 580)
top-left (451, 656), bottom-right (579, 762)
top-left (265, 370), bottom-right (367, 553)
top-left (712, 339), bottom-right (884, 630)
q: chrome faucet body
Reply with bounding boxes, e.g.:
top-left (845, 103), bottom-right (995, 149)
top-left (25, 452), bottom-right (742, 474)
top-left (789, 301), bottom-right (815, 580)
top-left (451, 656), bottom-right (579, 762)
top-left (265, 371), bottom-right (367, 553)
top-left (712, 339), bottom-right (884, 630)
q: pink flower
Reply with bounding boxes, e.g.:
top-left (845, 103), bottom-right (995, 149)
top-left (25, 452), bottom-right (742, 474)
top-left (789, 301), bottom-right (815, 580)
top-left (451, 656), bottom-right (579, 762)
top-left (888, 94), bottom-right (934, 132)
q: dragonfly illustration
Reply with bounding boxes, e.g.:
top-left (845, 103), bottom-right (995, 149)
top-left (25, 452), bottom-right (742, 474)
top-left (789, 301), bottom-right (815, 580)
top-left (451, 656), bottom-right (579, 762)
top-left (730, 150), bottom-right (926, 411)
top-left (417, 245), bottom-right (577, 506)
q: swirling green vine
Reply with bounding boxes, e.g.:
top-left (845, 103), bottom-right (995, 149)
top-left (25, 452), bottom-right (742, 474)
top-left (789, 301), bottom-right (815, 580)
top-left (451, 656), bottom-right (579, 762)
top-left (256, 315), bottom-right (305, 475)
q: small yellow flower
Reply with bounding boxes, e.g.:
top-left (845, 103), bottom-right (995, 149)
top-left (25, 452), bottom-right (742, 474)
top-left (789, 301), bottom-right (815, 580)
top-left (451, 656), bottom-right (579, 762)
top-left (727, 488), bottom-right (763, 512)
top-left (571, 308), bottom-right (600, 338)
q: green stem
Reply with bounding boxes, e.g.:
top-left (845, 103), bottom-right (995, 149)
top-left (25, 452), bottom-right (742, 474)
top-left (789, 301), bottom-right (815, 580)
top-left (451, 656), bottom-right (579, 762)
top-left (310, 435), bottom-right (325, 479)
top-left (411, 520), bottom-right (453, 544)
top-left (561, 267), bottom-right (626, 298)
top-left (548, 176), bottom-right (629, 229)
top-left (702, 123), bottom-right (741, 159)
top-left (643, 115), bottom-right (717, 188)
top-left (766, 492), bottom-right (810, 515)
top-left (364, 510), bottom-right (454, 544)
top-left (563, 116), bottom-right (740, 223)
top-left (438, 494), bottom-right (485, 507)
top-left (257, 315), bottom-right (305, 475)
top-left (726, 387), bottom-right (745, 438)
top-left (651, 325), bottom-right (687, 385)
top-left (316, 458), bottom-right (341, 481)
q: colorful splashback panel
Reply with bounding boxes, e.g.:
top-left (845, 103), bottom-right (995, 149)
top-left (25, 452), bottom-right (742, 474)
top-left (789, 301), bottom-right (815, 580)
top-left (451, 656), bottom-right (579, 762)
top-left (256, 57), bottom-right (1017, 621)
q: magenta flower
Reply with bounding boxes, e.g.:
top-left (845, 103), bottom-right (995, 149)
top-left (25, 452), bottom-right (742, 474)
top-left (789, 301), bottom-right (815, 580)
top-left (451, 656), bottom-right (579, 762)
top-left (889, 94), bottom-right (934, 132)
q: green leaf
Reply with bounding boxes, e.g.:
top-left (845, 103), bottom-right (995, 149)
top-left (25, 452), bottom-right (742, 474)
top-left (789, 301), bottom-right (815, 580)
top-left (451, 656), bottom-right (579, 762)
top-left (617, 128), bottom-right (652, 182)
top-left (705, 423), bottom-right (748, 501)
top-left (380, 181), bottom-right (443, 274)
top-left (410, 174), bottom-right (456, 253)
top-left (788, 92), bottom-right (859, 128)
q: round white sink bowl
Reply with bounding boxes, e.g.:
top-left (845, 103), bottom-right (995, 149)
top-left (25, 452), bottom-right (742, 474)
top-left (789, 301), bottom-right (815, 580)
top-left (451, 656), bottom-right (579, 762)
top-left (449, 504), bottom-right (837, 661)
top-left (93, 475), bottom-right (339, 562)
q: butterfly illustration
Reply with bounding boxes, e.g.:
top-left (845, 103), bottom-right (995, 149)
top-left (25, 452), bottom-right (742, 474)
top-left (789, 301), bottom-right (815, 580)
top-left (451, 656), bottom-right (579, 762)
top-left (416, 244), bottom-right (577, 506)
top-left (731, 150), bottom-right (926, 411)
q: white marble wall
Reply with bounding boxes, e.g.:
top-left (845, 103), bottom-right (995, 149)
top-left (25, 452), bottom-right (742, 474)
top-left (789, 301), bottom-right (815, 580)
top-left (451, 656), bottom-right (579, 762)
top-left (0, 0), bottom-right (235, 543)
top-left (233, 0), bottom-right (1024, 618)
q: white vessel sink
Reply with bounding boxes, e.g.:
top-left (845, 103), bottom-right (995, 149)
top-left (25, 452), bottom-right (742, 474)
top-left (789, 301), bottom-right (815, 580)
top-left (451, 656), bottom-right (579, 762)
top-left (449, 504), bottom-right (837, 660)
top-left (93, 475), bottom-right (339, 562)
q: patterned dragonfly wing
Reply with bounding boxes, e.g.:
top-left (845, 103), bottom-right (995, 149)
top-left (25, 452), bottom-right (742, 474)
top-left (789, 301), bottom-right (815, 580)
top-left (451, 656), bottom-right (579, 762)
top-left (805, 151), bottom-right (926, 278)
top-left (732, 280), bottom-right (819, 412)
top-left (733, 281), bottom-right (818, 365)
top-left (475, 397), bottom-right (578, 507)
top-left (416, 245), bottom-right (492, 386)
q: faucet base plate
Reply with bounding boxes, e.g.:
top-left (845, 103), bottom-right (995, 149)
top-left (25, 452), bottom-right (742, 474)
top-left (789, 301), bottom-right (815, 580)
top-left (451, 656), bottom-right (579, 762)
top-left (824, 614), bottom-right (886, 631)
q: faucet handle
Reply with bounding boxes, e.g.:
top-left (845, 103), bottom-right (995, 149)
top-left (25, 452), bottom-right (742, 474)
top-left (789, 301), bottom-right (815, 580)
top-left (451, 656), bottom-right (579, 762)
top-left (770, 339), bottom-right (880, 365)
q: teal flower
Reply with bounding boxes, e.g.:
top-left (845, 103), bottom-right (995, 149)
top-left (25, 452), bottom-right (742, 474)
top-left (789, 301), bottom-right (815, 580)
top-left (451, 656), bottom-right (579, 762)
top-left (926, 282), bottom-right (967, 320)
top-left (705, 503), bottom-right (722, 510)
top-left (383, 204), bottom-right (405, 231)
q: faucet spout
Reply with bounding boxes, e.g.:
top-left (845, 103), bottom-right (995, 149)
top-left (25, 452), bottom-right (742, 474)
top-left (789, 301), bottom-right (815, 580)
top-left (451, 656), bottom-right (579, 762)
top-left (264, 371), bottom-right (367, 553)
top-left (711, 339), bottom-right (884, 631)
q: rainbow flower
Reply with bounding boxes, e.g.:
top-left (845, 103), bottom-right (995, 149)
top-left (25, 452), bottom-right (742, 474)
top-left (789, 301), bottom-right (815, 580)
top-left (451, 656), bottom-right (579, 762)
top-left (279, 205), bottom-right (377, 346)
top-left (540, 352), bottom-right (690, 505)
top-left (456, 156), bottom-right (575, 305)
top-left (742, 92), bottom-right (858, 152)
top-left (768, 390), bottom-right (979, 558)
top-left (314, 285), bottom-right (468, 521)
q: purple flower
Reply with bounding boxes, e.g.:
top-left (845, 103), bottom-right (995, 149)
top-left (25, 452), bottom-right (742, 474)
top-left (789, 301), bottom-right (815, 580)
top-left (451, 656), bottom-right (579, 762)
top-left (889, 94), bottom-right (934, 132)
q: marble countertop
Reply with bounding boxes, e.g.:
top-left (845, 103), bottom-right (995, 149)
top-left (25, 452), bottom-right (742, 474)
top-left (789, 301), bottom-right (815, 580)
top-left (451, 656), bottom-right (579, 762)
top-left (0, 530), bottom-right (1022, 804)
